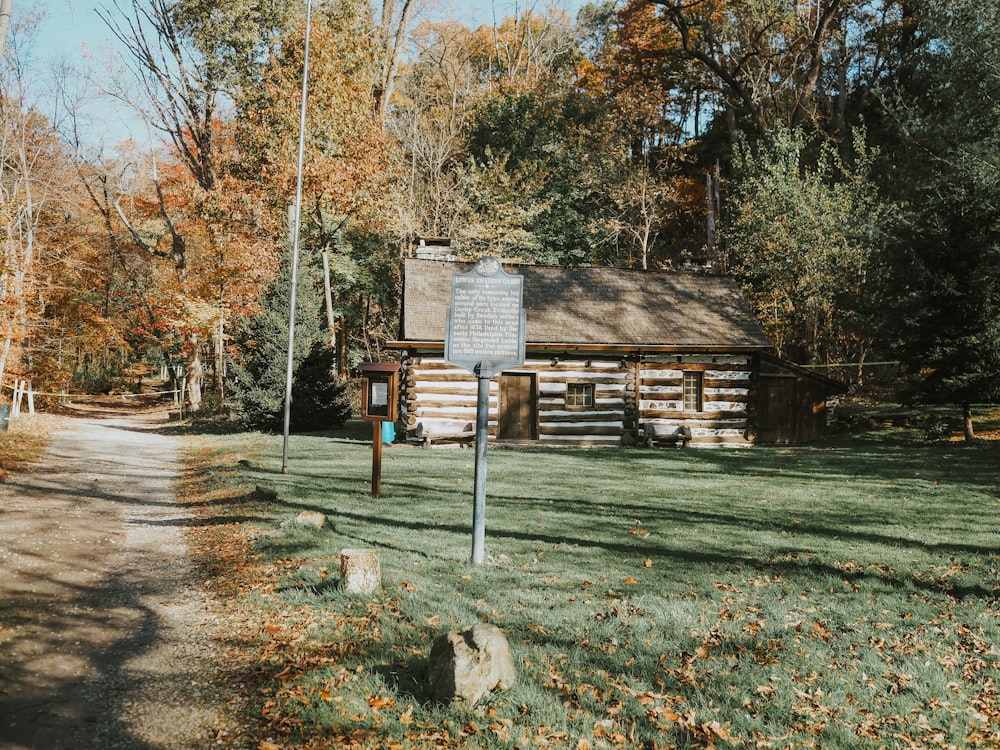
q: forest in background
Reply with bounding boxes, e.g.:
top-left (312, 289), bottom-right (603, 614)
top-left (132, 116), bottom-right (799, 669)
top-left (1, 0), bottom-right (998, 431)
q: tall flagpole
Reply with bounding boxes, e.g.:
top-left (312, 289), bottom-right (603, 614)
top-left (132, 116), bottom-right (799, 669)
top-left (281, 0), bottom-right (314, 474)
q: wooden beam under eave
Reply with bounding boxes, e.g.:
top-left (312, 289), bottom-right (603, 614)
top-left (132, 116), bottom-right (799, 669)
top-left (386, 341), bottom-right (774, 356)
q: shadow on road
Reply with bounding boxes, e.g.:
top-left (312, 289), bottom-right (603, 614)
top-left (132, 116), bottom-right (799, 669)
top-left (0, 403), bottom-right (232, 749)
top-left (1, 571), bottom-right (164, 750)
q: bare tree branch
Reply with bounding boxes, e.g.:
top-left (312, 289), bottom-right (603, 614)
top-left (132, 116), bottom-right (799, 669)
top-left (98, 0), bottom-right (217, 190)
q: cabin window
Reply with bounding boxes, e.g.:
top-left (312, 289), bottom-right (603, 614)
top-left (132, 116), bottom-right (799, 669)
top-left (682, 371), bottom-right (703, 412)
top-left (566, 382), bottom-right (595, 408)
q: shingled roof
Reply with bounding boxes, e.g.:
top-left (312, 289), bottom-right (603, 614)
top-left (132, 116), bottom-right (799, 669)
top-left (398, 259), bottom-right (773, 350)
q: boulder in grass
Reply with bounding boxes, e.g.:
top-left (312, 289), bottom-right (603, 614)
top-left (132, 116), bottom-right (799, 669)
top-left (293, 510), bottom-right (326, 529)
top-left (279, 510), bottom-right (327, 530)
top-left (426, 623), bottom-right (516, 707)
top-left (255, 483), bottom-right (279, 500)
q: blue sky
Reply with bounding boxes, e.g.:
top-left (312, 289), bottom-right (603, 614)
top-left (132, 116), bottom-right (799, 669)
top-left (35, 0), bottom-right (590, 60)
top-left (34, 1), bottom-right (117, 71)
top-left (29, 0), bottom-right (589, 147)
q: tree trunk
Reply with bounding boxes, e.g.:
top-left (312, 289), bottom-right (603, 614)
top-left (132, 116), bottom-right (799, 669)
top-left (0, 0), bottom-right (12, 62)
top-left (214, 314), bottom-right (225, 401)
top-left (706, 166), bottom-right (720, 264)
top-left (0, 329), bottom-right (11, 391)
top-left (790, 0), bottom-right (844, 130)
top-left (321, 250), bottom-right (336, 349)
top-left (184, 332), bottom-right (203, 411)
top-left (376, 0), bottom-right (415, 120)
top-left (962, 402), bottom-right (975, 442)
top-left (336, 319), bottom-right (346, 378)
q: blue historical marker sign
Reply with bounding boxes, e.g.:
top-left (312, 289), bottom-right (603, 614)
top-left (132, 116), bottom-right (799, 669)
top-left (444, 257), bottom-right (526, 565)
top-left (445, 257), bottom-right (526, 377)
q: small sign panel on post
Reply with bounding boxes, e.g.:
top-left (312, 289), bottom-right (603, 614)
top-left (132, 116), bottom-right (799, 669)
top-left (445, 258), bottom-right (526, 565)
top-left (358, 362), bottom-right (399, 499)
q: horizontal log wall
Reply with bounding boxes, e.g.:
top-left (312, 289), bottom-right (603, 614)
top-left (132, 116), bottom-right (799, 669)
top-left (399, 353), bottom-right (629, 446)
top-left (532, 358), bottom-right (629, 446)
top-left (638, 356), bottom-right (754, 447)
top-left (401, 354), bottom-right (496, 438)
top-left (399, 351), bottom-right (756, 447)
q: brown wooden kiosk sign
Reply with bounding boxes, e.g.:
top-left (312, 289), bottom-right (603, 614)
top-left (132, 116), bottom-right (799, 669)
top-left (358, 361), bottom-right (399, 498)
top-left (445, 257), bottom-right (526, 564)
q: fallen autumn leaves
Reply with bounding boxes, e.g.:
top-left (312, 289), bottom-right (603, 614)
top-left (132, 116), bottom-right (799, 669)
top-left (175, 423), bottom-right (1000, 749)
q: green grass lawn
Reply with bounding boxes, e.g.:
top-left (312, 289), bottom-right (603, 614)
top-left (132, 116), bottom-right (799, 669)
top-left (181, 406), bottom-right (1000, 749)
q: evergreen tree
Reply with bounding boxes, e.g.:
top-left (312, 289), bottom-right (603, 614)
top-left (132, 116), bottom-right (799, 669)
top-left (229, 250), bottom-right (351, 432)
top-left (880, 0), bottom-right (1000, 439)
top-left (288, 341), bottom-right (352, 431)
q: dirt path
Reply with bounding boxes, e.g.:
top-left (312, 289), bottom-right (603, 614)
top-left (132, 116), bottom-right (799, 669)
top-left (0, 401), bottom-right (238, 749)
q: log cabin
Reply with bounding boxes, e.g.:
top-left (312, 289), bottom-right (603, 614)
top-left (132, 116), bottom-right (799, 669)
top-left (386, 259), bottom-right (844, 447)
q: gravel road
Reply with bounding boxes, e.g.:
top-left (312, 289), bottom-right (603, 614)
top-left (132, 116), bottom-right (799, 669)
top-left (0, 403), bottom-right (238, 749)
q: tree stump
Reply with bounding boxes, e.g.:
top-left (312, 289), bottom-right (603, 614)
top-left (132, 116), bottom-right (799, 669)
top-left (340, 549), bottom-right (380, 593)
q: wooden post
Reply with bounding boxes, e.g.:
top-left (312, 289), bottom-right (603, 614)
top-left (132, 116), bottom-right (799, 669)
top-left (11, 379), bottom-right (23, 418)
top-left (371, 421), bottom-right (383, 498)
top-left (359, 362), bottom-right (399, 499)
top-left (25, 380), bottom-right (33, 415)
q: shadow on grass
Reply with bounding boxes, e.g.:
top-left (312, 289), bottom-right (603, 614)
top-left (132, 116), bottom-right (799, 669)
top-left (529, 434), bottom-right (1000, 495)
top-left (192, 403), bottom-right (1000, 750)
top-left (371, 656), bottom-right (434, 705)
top-left (293, 464), bottom-right (997, 558)
top-left (135, 514), bottom-right (264, 527)
top-left (228, 429), bottom-right (1000, 606)
top-left (176, 488), bottom-right (276, 512)
top-left (157, 417), bottom-right (374, 441)
top-left (255, 497), bottom-right (998, 607)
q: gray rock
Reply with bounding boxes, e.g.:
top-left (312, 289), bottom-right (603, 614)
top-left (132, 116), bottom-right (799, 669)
top-left (293, 510), bottom-right (326, 529)
top-left (277, 511), bottom-right (327, 531)
top-left (255, 484), bottom-right (278, 499)
top-left (426, 623), bottom-right (516, 707)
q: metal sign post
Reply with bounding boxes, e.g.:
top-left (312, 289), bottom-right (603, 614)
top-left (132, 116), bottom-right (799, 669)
top-left (445, 258), bottom-right (526, 564)
top-left (471, 362), bottom-right (492, 564)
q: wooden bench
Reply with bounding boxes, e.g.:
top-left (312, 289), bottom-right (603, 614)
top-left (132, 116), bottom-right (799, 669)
top-left (643, 423), bottom-right (692, 448)
top-left (408, 422), bottom-right (476, 447)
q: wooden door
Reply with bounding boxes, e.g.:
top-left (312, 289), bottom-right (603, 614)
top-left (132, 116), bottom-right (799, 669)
top-left (499, 373), bottom-right (536, 440)
top-left (756, 375), bottom-right (796, 444)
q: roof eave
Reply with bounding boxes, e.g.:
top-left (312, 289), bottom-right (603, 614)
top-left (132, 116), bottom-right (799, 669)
top-left (387, 340), bottom-right (774, 354)
top-left (758, 351), bottom-right (850, 393)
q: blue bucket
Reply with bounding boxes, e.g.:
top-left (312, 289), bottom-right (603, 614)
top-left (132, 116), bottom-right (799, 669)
top-left (381, 421), bottom-right (395, 444)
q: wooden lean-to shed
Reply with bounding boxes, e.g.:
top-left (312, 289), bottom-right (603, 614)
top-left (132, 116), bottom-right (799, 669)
top-left (387, 259), bottom-right (843, 447)
top-left (754, 353), bottom-right (846, 444)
